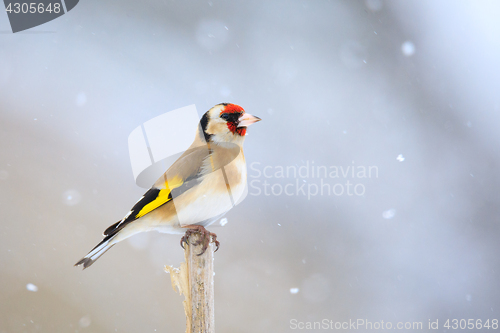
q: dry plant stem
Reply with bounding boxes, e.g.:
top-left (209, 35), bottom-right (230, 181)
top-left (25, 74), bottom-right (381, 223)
top-left (165, 233), bottom-right (215, 333)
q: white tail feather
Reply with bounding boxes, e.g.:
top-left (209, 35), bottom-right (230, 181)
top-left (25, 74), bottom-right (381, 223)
top-left (75, 235), bottom-right (116, 269)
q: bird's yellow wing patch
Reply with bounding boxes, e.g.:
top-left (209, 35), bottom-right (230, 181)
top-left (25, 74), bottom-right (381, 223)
top-left (135, 176), bottom-right (184, 218)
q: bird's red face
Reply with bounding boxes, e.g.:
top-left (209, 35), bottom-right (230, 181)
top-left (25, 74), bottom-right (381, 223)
top-left (219, 104), bottom-right (260, 137)
top-left (201, 103), bottom-right (261, 145)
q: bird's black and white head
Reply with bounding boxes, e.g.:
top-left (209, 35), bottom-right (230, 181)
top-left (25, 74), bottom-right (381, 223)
top-left (199, 103), bottom-right (261, 146)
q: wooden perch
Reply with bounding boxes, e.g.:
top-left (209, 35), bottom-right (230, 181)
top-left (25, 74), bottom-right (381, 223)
top-left (165, 234), bottom-right (215, 333)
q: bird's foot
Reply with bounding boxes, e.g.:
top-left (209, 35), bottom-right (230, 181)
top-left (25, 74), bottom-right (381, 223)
top-left (180, 225), bottom-right (220, 256)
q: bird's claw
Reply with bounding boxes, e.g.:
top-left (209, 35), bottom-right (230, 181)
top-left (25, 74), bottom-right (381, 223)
top-left (180, 225), bottom-right (220, 255)
top-left (211, 233), bottom-right (220, 253)
top-left (180, 229), bottom-right (196, 249)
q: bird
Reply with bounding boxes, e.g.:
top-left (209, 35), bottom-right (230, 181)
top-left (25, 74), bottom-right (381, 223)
top-left (75, 103), bottom-right (261, 269)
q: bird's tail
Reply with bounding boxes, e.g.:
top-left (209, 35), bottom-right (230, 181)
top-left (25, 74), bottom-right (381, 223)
top-left (74, 233), bottom-right (117, 269)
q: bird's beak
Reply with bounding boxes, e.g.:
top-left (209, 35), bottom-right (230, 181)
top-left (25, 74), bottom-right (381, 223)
top-left (238, 113), bottom-right (261, 127)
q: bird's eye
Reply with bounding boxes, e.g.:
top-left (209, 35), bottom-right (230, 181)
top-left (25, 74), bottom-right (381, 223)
top-left (220, 112), bottom-right (243, 123)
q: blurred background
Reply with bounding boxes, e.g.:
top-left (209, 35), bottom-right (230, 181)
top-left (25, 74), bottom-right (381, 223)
top-left (1, 0), bottom-right (500, 332)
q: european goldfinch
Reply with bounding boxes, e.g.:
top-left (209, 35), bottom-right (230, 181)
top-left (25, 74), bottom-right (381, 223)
top-left (75, 103), bottom-right (261, 269)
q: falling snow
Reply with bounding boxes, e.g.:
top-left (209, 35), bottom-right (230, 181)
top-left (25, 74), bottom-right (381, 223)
top-left (196, 20), bottom-right (229, 50)
top-left (401, 41), bottom-right (416, 56)
top-left (26, 283), bottom-right (38, 292)
top-left (340, 41), bottom-right (368, 69)
top-left (79, 315), bottom-right (91, 328)
top-left (76, 92), bottom-right (87, 107)
top-left (62, 189), bottom-right (82, 206)
top-left (383, 209), bottom-right (396, 219)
